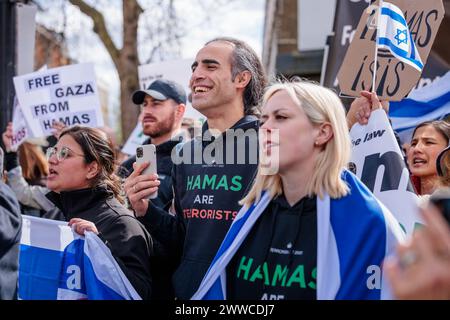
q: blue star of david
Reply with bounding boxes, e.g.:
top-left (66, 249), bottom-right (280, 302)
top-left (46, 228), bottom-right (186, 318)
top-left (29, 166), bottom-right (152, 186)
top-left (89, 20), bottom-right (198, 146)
top-left (394, 29), bottom-right (408, 45)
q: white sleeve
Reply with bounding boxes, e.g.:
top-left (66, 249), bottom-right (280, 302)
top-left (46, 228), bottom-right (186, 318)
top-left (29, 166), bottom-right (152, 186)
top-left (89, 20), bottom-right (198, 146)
top-left (6, 166), bottom-right (54, 211)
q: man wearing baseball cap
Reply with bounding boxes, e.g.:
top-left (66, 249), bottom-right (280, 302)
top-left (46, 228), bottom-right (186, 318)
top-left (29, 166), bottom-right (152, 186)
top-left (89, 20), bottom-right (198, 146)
top-left (119, 78), bottom-right (186, 300)
top-left (119, 78), bottom-right (186, 183)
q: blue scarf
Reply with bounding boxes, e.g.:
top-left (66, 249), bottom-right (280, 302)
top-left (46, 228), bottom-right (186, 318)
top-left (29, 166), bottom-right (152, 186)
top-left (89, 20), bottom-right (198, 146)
top-left (192, 170), bottom-right (405, 300)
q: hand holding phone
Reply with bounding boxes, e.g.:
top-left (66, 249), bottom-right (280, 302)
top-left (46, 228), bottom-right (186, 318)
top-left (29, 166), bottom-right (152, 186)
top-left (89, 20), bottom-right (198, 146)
top-left (136, 144), bottom-right (158, 199)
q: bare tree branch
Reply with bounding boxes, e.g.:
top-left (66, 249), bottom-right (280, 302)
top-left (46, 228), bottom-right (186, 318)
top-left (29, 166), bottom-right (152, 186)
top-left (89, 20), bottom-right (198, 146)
top-left (68, 0), bottom-right (121, 69)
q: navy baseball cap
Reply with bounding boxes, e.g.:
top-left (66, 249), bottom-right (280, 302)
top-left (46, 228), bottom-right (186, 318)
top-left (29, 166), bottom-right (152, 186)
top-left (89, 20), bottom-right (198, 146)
top-left (132, 79), bottom-right (187, 105)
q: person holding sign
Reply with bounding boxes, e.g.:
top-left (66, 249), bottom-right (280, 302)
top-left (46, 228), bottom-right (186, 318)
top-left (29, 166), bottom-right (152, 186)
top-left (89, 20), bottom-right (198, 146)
top-left (45, 126), bottom-right (153, 299)
top-left (192, 80), bottom-right (404, 300)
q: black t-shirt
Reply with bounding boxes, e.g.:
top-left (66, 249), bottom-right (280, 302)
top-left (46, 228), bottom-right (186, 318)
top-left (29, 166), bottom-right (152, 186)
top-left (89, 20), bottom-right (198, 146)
top-left (227, 194), bottom-right (317, 300)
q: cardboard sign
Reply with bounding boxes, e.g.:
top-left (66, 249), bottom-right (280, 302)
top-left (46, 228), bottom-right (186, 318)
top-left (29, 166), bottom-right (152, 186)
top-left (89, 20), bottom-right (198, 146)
top-left (350, 109), bottom-right (422, 235)
top-left (338, 0), bottom-right (444, 100)
top-left (13, 63), bottom-right (104, 137)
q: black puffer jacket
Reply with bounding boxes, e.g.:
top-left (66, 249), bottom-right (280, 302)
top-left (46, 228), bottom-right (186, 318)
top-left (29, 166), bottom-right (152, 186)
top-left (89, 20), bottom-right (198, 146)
top-left (0, 182), bottom-right (22, 300)
top-left (46, 186), bottom-right (153, 300)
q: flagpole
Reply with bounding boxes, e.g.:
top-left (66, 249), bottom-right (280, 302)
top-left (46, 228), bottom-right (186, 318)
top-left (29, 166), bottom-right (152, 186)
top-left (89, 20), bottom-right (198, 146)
top-left (372, 0), bottom-right (383, 93)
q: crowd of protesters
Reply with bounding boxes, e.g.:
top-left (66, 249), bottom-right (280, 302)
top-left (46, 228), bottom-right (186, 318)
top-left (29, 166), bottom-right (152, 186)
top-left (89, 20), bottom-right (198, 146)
top-left (1, 37), bottom-right (449, 300)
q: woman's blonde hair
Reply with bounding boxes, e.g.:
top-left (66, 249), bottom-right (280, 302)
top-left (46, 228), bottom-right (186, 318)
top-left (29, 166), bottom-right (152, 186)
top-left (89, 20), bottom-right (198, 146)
top-left (241, 80), bottom-right (351, 207)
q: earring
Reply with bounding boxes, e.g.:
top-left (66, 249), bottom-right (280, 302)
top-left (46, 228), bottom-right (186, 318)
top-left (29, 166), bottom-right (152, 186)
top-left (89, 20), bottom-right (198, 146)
top-left (315, 141), bottom-right (319, 146)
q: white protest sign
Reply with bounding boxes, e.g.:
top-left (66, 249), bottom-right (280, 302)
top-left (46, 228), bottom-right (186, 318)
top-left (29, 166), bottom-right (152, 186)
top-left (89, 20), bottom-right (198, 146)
top-left (10, 98), bottom-right (33, 151)
top-left (13, 63), bottom-right (104, 138)
top-left (138, 58), bottom-right (204, 121)
top-left (11, 66), bottom-right (48, 150)
top-left (122, 58), bottom-right (204, 155)
top-left (350, 109), bottom-right (422, 235)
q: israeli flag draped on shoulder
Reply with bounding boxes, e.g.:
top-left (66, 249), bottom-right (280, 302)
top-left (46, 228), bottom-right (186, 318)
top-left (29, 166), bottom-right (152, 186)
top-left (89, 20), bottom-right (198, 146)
top-left (377, 1), bottom-right (423, 72)
top-left (389, 71), bottom-right (450, 144)
top-left (192, 170), bottom-right (405, 300)
top-left (19, 215), bottom-right (141, 300)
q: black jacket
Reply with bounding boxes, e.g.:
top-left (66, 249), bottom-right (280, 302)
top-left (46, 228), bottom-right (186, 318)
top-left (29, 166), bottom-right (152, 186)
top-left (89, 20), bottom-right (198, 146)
top-left (0, 182), bottom-right (22, 300)
top-left (46, 186), bottom-right (153, 300)
top-left (143, 116), bottom-right (260, 299)
top-left (118, 137), bottom-right (181, 299)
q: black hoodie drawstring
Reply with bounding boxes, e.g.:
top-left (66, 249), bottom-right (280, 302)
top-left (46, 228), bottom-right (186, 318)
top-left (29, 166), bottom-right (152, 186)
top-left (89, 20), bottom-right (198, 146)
top-left (287, 202), bottom-right (304, 271)
top-left (261, 197), bottom-right (304, 292)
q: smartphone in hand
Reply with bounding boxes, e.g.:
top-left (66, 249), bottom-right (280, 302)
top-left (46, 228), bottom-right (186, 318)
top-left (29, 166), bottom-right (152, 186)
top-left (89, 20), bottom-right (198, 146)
top-left (136, 144), bottom-right (158, 199)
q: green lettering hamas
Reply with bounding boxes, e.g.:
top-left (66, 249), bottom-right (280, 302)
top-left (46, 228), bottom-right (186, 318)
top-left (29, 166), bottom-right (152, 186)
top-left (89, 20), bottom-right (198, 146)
top-left (186, 175), bottom-right (243, 192)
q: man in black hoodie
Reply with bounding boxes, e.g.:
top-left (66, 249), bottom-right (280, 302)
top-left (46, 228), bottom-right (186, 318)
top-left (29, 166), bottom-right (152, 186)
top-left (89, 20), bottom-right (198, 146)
top-left (124, 37), bottom-right (267, 299)
top-left (0, 147), bottom-right (22, 300)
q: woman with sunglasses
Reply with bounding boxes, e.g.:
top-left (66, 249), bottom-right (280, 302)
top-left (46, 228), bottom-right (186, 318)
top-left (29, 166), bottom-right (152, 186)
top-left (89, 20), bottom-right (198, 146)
top-left (45, 125), bottom-right (153, 300)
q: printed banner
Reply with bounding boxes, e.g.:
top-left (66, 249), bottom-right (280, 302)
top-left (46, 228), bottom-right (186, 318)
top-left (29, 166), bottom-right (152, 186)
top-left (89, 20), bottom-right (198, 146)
top-left (350, 109), bottom-right (422, 234)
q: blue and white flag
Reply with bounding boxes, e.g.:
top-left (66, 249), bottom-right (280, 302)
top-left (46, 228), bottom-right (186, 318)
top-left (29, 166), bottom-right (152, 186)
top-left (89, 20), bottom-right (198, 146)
top-left (377, 1), bottom-right (423, 72)
top-left (192, 171), bottom-right (405, 300)
top-left (19, 215), bottom-right (141, 300)
top-left (390, 71), bottom-right (450, 144)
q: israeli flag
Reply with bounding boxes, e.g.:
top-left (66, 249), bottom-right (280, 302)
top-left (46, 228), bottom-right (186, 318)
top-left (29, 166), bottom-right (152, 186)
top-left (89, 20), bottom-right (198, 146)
top-left (390, 71), bottom-right (450, 144)
top-left (192, 171), bottom-right (405, 300)
top-left (19, 215), bottom-right (141, 300)
top-left (377, 1), bottom-right (423, 72)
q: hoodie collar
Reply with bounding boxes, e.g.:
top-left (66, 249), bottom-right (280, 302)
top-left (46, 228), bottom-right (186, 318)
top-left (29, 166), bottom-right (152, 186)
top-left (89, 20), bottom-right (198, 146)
top-left (198, 115), bottom-right (259, 147)
top-left (201, 115), bottom-right (259, 134)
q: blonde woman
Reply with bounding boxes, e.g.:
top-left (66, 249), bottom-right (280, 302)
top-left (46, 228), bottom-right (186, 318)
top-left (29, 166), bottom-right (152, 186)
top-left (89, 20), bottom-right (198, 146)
top-left (192, 81), bottom-right (405, 300)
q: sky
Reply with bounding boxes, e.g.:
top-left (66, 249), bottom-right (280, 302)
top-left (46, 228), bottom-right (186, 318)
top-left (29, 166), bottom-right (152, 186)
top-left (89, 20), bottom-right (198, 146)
top-left (35, 0), bottom-right (266, 130)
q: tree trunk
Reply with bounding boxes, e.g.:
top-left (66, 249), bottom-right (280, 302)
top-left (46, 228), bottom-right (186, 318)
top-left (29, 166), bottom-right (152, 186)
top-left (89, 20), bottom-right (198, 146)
top-left (119, 0), bottom-right (142, 140)
top-left (69, 0), bottom-right (142, 141)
